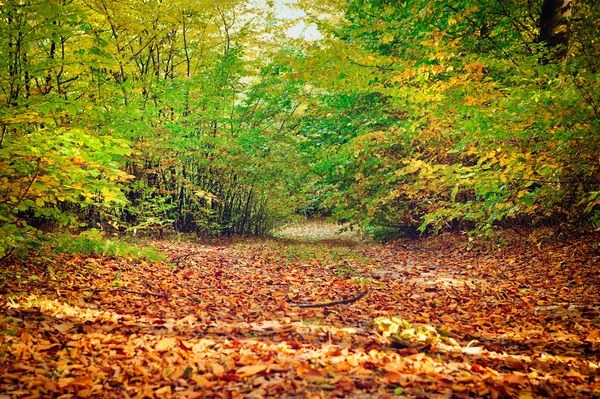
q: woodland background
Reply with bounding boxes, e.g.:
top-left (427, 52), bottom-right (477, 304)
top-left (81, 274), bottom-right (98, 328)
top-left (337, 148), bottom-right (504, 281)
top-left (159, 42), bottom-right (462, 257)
top-left (1, 0), bottom-right (599, 257)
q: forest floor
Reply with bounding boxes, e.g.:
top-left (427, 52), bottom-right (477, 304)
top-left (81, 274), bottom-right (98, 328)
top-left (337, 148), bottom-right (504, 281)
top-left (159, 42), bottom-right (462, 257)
top-left (1, 221), bottom-right (599, 398)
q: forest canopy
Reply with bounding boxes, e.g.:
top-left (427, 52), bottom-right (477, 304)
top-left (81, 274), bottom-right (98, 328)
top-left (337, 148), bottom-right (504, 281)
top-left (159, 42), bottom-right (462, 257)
top-left (1, 0), bottom-right (599, 257)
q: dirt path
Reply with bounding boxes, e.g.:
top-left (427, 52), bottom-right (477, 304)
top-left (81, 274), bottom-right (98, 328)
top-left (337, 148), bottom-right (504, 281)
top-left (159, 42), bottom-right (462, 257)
top-left (1, 226), bottom-right (599, 398)
top-left (272, 218), bottom-right (364, 244)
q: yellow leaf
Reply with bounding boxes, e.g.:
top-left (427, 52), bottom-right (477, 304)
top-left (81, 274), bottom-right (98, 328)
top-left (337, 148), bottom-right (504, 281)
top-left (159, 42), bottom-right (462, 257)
top-left (101, 186), bottom-right (118, 202)
top-left (35, 198), bottom-right (45, 207)
top-left (451, 183), bottom-right (459, 202)
top-left (54, 323), bottom-right (74, 333)
top-left (155, 337), bottom-right (175, 352)
top-left (381, 34), bottom-right (394, 44)
top-left (403, 160), bottom-right (423, 174)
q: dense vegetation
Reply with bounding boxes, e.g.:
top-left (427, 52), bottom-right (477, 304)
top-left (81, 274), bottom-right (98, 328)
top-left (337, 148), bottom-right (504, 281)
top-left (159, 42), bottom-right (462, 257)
top-left (297, 0), bottom-right (599, 240)
top-left (1, 0), bottom-right (598, 257)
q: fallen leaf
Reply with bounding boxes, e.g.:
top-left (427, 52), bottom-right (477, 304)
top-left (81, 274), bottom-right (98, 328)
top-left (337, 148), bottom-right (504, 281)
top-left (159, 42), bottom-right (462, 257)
top-left (211, 363), bottom-right (226, 377)
top-left (155, 337), bottom-right (175, 352)
top-left (54, 323), bottom-right (74, 333)
top-left (237, 364), bottom-right (268, 377)
top-left (503, 372), bottom-right (528, 385)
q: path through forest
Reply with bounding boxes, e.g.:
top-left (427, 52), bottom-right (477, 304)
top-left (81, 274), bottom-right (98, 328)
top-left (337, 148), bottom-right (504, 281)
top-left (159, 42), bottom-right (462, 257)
top-left (1, 222), bottom-right (599, 398)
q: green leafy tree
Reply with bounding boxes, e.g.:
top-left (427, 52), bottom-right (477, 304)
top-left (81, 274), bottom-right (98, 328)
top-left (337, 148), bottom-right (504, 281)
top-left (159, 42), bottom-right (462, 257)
top-left (0, 0), bottom-right (315, 254)
top-left (296, 0), bottom-right (599, 238)
top-left (0, 0), bottom-right (132, 258)
top-left (73, 0), bottom-right (307, 236)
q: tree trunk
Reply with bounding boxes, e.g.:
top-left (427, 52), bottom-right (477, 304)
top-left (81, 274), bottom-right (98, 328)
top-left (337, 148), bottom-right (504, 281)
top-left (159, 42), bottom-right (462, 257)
top-left (539, 0), bottom-right (572, 60)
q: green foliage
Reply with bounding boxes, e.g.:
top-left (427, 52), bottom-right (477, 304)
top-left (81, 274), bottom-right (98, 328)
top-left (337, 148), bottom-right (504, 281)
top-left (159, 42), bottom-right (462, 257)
top-left (87, 1), bottom-right (306, 237)
top-left (296, 0), bottom-right (600, 239)
top-left (53, 229), bottom-right (165, 261)
top-left (3, 0), bottom-right (597, 249)
top-left (0, 0), bottom-right (306, 257)
top-left (0, 1), bottom-right (133, 258)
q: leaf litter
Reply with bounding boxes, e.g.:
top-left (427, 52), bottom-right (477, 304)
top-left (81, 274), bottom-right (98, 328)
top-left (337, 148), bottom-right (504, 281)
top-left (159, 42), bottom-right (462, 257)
top-left (0, 224), bottom-right (599, 398)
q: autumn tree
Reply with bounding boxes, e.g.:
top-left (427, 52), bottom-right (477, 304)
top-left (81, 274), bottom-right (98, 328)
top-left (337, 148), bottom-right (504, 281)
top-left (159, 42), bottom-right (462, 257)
top-left (83, 0), bottom-right (306, 236)
top-left (293, 0), bottom-right (599, 239)
top-left (0, 0), bottom-right (132, 258)
top-left (1, 0), bottom-right (310, 257)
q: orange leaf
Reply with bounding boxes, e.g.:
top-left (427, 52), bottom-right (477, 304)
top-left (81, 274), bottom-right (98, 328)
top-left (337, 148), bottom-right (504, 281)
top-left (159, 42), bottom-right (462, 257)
top-left (21, 331), bottom-right (33, 343)
top-left (502, 372), bottom-right (528, 385)
top-left (585, 329), bottom-right (599, 342)
top-left (71, 376), bottom-right (94, 387)
top-left (191, 374), bottom-right (212, 387)
top-left (565, 369), bottom-right (586, 382)
top-left (237, 364), bottom-right (267, 377)
top-left (211, 363), bottom-right (226, 377)
top-left (58, 377), bottom-right (74, 388)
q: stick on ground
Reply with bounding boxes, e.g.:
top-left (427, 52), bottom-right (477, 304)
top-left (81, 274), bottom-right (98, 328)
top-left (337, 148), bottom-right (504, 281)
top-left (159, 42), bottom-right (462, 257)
top-left (289, 290), bottom-right (368, 308)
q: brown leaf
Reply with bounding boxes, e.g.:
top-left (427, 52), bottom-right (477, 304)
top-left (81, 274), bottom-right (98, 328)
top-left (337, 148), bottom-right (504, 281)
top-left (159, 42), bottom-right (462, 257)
top-left (298, 366), bottom-right (327, 382)
top-left (502, 372), bottom-right (528, 386)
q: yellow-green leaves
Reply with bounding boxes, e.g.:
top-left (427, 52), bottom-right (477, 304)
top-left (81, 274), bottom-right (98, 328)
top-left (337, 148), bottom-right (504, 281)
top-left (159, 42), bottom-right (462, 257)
top-left (293, 0), bottom-right (600, 239)
top-left (0, 124), bottom-right (133, 258)
top-left (372, 317), bottom-right (460, 349)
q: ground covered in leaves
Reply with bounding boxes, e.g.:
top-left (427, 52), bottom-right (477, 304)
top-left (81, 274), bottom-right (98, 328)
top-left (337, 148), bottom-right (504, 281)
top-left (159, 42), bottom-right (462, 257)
top-left (1, 222), bottom-right (599, 398)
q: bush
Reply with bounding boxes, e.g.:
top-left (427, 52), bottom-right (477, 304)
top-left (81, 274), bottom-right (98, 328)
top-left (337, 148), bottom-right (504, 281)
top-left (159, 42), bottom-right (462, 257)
top-left (53, 229), bottom-right (165, 261)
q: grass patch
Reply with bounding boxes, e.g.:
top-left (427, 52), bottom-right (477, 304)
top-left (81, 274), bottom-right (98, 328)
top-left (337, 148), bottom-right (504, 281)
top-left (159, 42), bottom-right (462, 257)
top-left (238, 241), bottom-right (371, 268)
top-left (283, 243), bottom-right (370, 266)
top-left (334, 263), bottom-right (360, 278)
top-left (51, 229), bottom-right (165, 261)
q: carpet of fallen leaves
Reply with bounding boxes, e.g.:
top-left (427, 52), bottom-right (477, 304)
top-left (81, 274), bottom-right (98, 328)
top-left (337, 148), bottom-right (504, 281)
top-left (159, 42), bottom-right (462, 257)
top-left (1, 223), bottom-right (599, 399)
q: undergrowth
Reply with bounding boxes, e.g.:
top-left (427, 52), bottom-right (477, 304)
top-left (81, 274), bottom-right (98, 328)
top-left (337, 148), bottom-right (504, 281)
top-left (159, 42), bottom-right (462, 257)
top-left (51, 229), bottom-right (165, 261)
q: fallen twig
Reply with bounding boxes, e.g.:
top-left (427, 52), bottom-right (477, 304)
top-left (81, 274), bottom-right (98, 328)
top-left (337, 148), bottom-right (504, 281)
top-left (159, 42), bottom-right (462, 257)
top-left (289, 290), bottom-right (368, 308)
top-left (80, 287), bottom-right (164, 297)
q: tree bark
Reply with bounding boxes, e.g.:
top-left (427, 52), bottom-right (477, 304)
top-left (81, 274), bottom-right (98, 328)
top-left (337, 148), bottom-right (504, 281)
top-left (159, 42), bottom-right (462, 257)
top-left (539, 0), bottom-right (572, 60)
